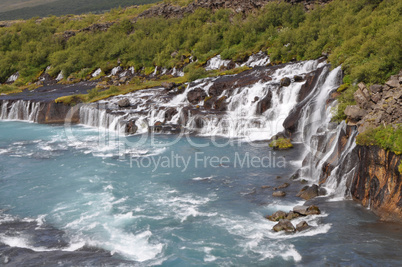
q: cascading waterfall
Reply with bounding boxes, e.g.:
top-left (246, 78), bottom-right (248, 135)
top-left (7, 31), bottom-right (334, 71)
top-left (294, 65), bottom-right (359, 198)
top-left (79, 104), bottom-right (125, 133)
top-left (78, 59), bottom-right (330, 141)
top-left (0, 100), bottom-right (41, 122)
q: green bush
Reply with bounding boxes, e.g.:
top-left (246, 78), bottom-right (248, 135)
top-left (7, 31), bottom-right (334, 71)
top-left (331, 84), bottom-right (357, 123)
top-left (269, 138), bottom-right (294, 150)
top-left (186, 64), bottom-right (208, 82)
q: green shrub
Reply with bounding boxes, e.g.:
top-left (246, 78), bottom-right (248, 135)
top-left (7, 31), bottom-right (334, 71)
top-left (331, 84), bottom-right (357, 123)
top-left (87, 88), bottom-right (100, 100)
top-left (269, 138), bottom-right (294, 150)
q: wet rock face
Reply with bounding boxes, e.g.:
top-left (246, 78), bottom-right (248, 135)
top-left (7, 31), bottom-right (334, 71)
top-left (280, 77), bottom-right (291, 87)
top-left (187, 88), bottom-right (207, 104)
top-left (256, 90), bottom-right (272, 114)
top-left (282, 66), bottom-right (327, 134)
top-left (350, 145), bottom-right (402, 222)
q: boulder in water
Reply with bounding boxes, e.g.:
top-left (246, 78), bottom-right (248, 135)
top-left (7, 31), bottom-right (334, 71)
top-left (266, 210), bottom-right (287, 221)
top-left (272, 191), bottom-right (286, 197)
top-left (117, 98), bottom-right (130, 108)
top-left (273, 219), bottom-right (295, 232)
top-left (293, 205), bottom-right (321, 216)
top-left (274, 182), bottom-right (290, 190)
top-left (293, 75), bottom-right (304, 82)
top-left (280, 77), bottom-right (291, 87)
top-left (123, 120), bottom-right (138, 135)
top-left (296, 221), bottom-right (310, 231)
top-left (296, 184), bottom-right (319, 200)
top-left (286, 211), bottom-right (300, 220)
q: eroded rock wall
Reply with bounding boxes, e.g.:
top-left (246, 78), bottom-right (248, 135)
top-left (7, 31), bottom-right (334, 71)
top-left (351, 145), bottom-right (402, 222)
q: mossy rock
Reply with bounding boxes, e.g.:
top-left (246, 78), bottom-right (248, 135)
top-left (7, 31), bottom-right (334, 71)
top-left (269, 138), bottom-right (293, 150)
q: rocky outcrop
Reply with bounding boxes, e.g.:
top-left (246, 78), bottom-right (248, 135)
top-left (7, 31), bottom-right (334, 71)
top-left (350, 145), bottom-right (402, 222)
top-left (273, 219), bottom-right (295, 232)
top-left (81, 23), bottom-right (114, 32)
top-left (344, 72), bottom-right (402, 133)
top-left (296, 184), bottom-right (319, 200)
top-left (136, 0), bottom-right (333, 20)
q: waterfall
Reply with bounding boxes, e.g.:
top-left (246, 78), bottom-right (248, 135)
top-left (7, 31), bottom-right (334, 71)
top-left (79, 104), bottom-right (125, 133)
top-left (293, 65), bottom-right (359, 198)
top-left (79, 59), bottom-right (331, 140)
top-left (0, 100), bottom-right (41, 122)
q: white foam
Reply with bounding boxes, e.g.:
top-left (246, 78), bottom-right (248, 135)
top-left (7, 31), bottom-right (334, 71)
top-left (91, 68), bottom-right (102, 78)
top-left (192, 176), bottom-right (214, 181)
top-left (205, 55), bottom-right (231, 71)
top-left (56, 71), bottom-right (64, 81)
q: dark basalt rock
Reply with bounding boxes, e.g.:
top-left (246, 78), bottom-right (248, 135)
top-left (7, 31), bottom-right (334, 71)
top-left (187, 88), bottom-right (207, 104)
top-left (296, 184), bottom-right (319, 200)
top-left (266, 210), bottom-right (287, 221)
top-left (272, 191), bottom-right (286, 197)
top-left (164, 108), bottom-right (178, 122)
top-left (350, 145), bottom-right (402, 222)
top-left (256, 90), bottom-right (272, 114)
top-left (286, 211), bottom-right (300, 220)
top-left (117, 98), bottom-right (130, 108)
top-left (296, 221), bottom-right (310, 231)
top-left (283, 66), bottom-right (326, 134)
top-left (273, 219), bottom-right (295, 232)
top-left (123, 119), bottom-right (138, 135)
top-left (274, 183), bottom-right (290, 190)
top-left (294, 75), bottom-right (304, 82)
top-left (293, 205), bottom-right (321, 216)
top-left (280, 77), bottom-right (291, 87)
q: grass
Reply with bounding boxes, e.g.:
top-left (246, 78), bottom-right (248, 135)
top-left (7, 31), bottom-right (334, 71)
top-left (0, 84), bottom-right (23, 94)
top-left (55, 75), bottom-right (188, 104)
top-left (356, 124), bottom-right (402, 174)
top-left (54, 64), bottom-right (251, 104)
top-left (356, 125), bottom-right (402, 155)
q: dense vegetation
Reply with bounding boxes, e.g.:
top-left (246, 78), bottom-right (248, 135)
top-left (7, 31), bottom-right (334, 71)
top-left (0, 0), bottom-right (400, 86)
top-left (0, 0), bottom-right (160, 20)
